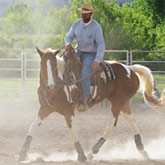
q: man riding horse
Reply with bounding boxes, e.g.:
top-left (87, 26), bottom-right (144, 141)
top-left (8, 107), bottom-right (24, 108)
top-left (18, 2), bottom-right (165, 163)
top-left (65, 2), bottom-right (105, 111)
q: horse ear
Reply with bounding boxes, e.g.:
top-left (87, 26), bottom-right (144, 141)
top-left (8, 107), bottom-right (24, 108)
top-left (36, 46), bottom-right (44, 57)
top-left (53, 49), bottom-right (60, 56)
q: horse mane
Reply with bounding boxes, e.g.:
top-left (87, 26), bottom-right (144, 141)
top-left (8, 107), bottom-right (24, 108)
top-left (45, 48), bottom-right (56, 54)
top-left (56, 54), bottom-right (65, 78)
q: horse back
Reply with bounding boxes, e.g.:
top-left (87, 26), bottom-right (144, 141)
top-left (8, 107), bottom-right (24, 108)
top-left (105, 61), bottom-right (140, 98)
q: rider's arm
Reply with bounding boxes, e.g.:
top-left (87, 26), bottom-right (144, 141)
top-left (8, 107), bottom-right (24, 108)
top-left (94, 25), bottom-right (105, 63)
top-left (65, 22), bottom-right (76, 46)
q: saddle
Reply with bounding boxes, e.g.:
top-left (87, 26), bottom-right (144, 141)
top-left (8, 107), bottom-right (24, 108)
top-left (91, 62), bottom-right (115, 85)
top-left (90, 62), bottom-right (115, 100)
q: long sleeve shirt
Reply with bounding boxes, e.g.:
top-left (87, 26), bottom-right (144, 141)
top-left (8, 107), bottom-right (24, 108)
top-left (65, 19), bottom-right (105, 63)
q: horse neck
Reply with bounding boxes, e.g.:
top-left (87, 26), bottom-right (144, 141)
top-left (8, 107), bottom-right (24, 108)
top-left (39, 73), bottom-right (45, 89)
top-left (56, 56), bottom-right (65, 79)
top-left (69, 57), bottom-right (81, 79)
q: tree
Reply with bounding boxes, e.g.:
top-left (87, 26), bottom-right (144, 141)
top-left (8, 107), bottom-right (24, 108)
top-left (135, 0), bottom-right (165, 23)
top-left (0, 0), bottom-right (164, 60)
top-left (68, 0), bottom-right (164, 60)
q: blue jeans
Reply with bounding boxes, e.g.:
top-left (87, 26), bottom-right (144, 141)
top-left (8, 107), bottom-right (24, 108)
top-left (76, 51), bottom-right (96, 99)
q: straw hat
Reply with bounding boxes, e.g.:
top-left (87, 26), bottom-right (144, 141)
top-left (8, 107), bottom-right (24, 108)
top-left (78, 2), bottom-right (99, 13)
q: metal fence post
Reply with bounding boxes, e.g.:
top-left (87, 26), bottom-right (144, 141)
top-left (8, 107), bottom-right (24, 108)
top-left (21, 49), bottom-right (26, 98)
top-left (126, 50), bottom-right (129, 65)
top-left (129, 51), bottom-right (133, 65)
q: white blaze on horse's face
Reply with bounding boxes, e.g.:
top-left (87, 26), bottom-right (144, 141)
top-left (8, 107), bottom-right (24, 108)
top-left (47, 59), bottom-right (55, 89)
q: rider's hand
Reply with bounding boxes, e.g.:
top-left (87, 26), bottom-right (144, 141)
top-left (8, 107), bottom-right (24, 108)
top-left (65, 44), bottom-right (73, 52)
top-left (92, 62), bottom-right (99, 71)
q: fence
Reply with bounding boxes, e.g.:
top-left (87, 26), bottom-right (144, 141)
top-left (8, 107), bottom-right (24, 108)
top-left (130, 50), bottom-right (165, 73)
top-left (0, 49), bottom-right (164, 99)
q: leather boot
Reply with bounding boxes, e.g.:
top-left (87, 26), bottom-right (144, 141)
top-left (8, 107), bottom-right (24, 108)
top-left (78, 98), bottom-right (88, 111)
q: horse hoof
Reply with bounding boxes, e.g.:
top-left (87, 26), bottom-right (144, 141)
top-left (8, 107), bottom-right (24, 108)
top-left (78, 154), bottom-right (86, 162)
top-left (139, 150), bottom-right (150, 159)
top-left (87, 151), bottom-right (94, 161)
top-left (19, 154), bottom-right (27, 161)
top-left (137, 144), bottom-right (144, 151)
top-left (19, 150), bottom-right (27, 161)
top-left (134, 134), bottom-right (144, 151)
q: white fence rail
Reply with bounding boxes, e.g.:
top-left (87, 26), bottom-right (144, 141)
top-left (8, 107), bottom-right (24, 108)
top-left (0, 49), bottom-right (164, 98)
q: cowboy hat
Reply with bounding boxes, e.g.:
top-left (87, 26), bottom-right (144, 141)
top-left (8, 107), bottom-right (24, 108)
top-left (78, 2), bottom-right (99, 13)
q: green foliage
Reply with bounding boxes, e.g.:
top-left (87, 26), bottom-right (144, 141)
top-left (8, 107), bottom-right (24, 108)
top-left (0, 0), bottom-right (164, 62)
top-left (135, 0), bottom-right (165, 22)
top-left (37, 0), bottom-right (48, 6)
top-left (155, 20), bottom-right (165, 51)
top-left (6, 3), bottom-right (33, 34)
top-left (0, 2), bottom-right (71, 49)
top-left (46, 6), bottom-right (71, 35)
top-left (70, 0), bottom-right (165, 61)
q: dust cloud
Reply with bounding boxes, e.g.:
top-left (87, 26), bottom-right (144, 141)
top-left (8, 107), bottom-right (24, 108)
top-left (0, 100), bottom-right (165, 165)
top-left (21, 152), bottom-right (76, 163)
top-left (96, 137), bottom-right (165, 161)
top-left (20, 138), bottom-right (165, 163)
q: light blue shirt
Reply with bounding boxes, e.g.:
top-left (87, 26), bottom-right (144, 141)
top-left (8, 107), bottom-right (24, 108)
top-left (65, 19), bottom-right (105, 63)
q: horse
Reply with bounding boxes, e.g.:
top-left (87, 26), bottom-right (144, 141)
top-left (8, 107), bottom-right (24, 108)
top-left (19, 47), bottom-right (165, 162)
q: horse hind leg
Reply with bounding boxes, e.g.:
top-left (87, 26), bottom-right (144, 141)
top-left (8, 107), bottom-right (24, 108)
top-left (19, 113), bottom-right (43, 161)
top-left (121, 112), bottom-right (144, 149)
top-left (121, 111), bottom-right (149, 159)
top-left (87, 110), bottom-right (118, 161)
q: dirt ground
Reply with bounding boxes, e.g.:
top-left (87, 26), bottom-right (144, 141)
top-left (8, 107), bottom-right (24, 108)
top-left (0, 99), bottom-right (165, 165)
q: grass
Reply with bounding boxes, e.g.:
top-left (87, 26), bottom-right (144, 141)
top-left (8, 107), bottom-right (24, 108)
top-left (153, 74), bottom-right (165, 82)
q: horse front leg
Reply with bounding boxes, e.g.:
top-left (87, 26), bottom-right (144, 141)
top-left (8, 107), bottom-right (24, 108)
top-left (65, 116), bottom-right (86, 162)
top-left (19, 110), bottom-right (43, 161)
top-left (121, 112), bottom-right (149, 158)
top-left (87, 113), bottom-right (118, 161)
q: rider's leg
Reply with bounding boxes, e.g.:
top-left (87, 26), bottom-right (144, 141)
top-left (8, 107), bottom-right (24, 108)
top-left (79, 52), bottom-right (96, 110)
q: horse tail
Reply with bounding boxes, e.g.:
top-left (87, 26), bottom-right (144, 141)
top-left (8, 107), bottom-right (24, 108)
top-left (130, 64), bottom-right (165, 109)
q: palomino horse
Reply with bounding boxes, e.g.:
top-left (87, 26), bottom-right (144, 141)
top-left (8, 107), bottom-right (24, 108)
top-left (19, 47), bottom-right (165, 162)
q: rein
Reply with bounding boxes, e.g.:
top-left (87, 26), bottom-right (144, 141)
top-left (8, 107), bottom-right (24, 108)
top-left (72, 70), bottom-right (98, 85)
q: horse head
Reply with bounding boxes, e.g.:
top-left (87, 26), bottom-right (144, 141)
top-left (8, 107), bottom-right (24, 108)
top-left (36, 47), bottom-right (60, 90)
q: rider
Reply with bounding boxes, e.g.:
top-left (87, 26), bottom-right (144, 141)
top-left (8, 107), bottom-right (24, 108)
top-left (65, 2), bottom-right (105, 111)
